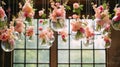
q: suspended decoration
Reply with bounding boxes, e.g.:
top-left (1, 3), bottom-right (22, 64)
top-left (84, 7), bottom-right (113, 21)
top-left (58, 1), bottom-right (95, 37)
top-left (0, 0), bottom-right (119, 52)
top-left (112, 5), bottom-right (120, 31)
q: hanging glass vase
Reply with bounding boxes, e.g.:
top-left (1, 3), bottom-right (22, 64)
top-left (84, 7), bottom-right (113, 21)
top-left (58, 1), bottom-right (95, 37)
top-left (111, 20), bottom-right (120, 31)
top-left (1, 40), bottom-right (15, 52)
top-left (83, 37), bottom-right (94, 47)
top-left (51, 17), bottom-right (66, 31)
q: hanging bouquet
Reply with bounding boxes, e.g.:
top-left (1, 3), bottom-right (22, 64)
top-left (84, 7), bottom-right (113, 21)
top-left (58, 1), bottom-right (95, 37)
top-left (84, 27), bottom-right (94, 46)
top-left (49, 1), bottom-right (67, 31)
top-left (71, 20), bottom-right (85, 40)
top-left (39, 27), bottom-right (54, 46)
top-left (112, 5), bottom-right (120, 30)
top-left (22, 0), bottom-right (35, 25)
top-left (26, 26), bottom-right (34, 40)
top-left (58, 30), bottom-right (68, 42)
top-left (0, 22), bottom-right (15, 52)
top-left (102, 33), bottom-right (111, 48)
top-left (92, 3), bottom-right (111, 31)
top-left (0, 7), bottom-right (7, 30)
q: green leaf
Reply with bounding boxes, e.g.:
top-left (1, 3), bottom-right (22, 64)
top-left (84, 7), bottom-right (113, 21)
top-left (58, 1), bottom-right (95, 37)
top-left (41, 14), bottom-right (46, 19)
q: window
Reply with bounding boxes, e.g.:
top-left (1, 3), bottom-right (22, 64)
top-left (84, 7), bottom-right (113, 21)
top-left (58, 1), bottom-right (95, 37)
top-left (13, 19), bottom-right (106, 67)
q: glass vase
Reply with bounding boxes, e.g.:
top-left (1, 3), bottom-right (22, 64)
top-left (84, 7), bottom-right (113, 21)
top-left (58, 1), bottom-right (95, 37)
top-left (1, 40), bottom-right (14, 52)
top-left (51, 17), bottom-right (66, 32)
top-left (111, 20), bottom-right (120, 31)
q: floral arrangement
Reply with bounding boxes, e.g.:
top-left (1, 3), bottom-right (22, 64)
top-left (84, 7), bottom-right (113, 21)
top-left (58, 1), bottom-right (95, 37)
top-left (102, 33), bottom-right (111, 48)
top-left (22, 0), bottom-right (35, 25)
top-left (112, 5), bottom-right (120, 30)
top-left (0, 7), bottom-right (7, 30)
top-left (39, 27), bottom-right (54, 46)
top-left (92, 3), bottom-right (111, 31)
top-left (71, 20), bottom-right (85, 40)
top-left (2, 0), bottom-right (120, 52)
top-left (84, 27), bottom-right (94, 45)
top-left (58, 30), bottom-right (68, 42)
top-left (49, 0), bottom-right (68, 31)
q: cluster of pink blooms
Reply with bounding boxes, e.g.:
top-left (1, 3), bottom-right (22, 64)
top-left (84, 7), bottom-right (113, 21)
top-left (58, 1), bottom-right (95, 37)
top-left (26, 26), bottom-right (34, 37)
top-left (0, 7), bottom-right (6, 21)
top-left (112, 7), bottom-right (120, 22)
top-left (0, 26), bottom-right (15, 45)
top-left (39, 28), bottom-right (54, 44)
top-left (58, 30), bottom-right (68, 42)
top-left (85, 27), bottom-right (94, 39)
top-left (71, 20), bottom-right (85, 33)
top-left (22, 0), bottom-right (34, 21)
top-left (14, 18), bottom-right (25, 33)
top-left (93, 4), bottom-right (111, 26)
top-left (49, 2), bottom-right (66, 22)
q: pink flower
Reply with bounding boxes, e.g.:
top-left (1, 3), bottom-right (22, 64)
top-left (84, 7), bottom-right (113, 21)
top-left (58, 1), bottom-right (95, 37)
top-left (0, 31), bottom-right (10, 41)
top-left (39, 26), bottom-right (43, 31)
top-left (39, 9), bottom-right (44, 16)
top-left (15, 19), bottom-right (25, 33)
top-left (98, 5), bottom-right (104, 13)
top-left (103, 35), bottom-right (111, 43)
top-left (71, 21), bottom-right (82, 32)
top-left (22, 1), bottom-right (34, 18)
top-left (59, 30), bottom-right (68, 38)
top-left (73, 3), bottom-right (79, 9)
top-left (80, 27), bottom-right (85, 33)
top-left (26, 26), bottom-right (34, 36)
top-left (113, 16), bottom-right (120, 22)
top-left (39, 30), bottom-right (47, 39)
top-left (0, 7), bottom-right (6, 19)
top-left (72, 14), bottom-right (79, 19)
top-left (39, 19), bottom-right (43, 23)
top-left (85, 27), bottom-right (94, 38)
top-left (55, 2), bottom-right (60, 7)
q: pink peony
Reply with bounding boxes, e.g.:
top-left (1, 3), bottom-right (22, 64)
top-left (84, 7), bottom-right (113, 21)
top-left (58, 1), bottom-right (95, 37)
top-left (73, 3), bottom-right (79, 9)
top-left (113, 16), bottom-right (120, 22)
top-left (0, 31), bottom-right (10, 41)
top-left (97, 5), bottom-right (104, 13)
top-left (0, 7), bottom-right (6, 19)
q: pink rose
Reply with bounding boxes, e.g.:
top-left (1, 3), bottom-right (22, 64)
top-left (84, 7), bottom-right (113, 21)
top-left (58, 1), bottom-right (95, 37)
top-left (73, 3), bottom-right (79, 9)
top-left (39, 10), bottom-right (44, 16)
top-left (98, 5), bottom-right (104, 13)
top-left (72, 14), bottom-right (79, 19)
top-left (0, 7), bottom-right (5, 19)
top-left (113, 16), bottom-right (120, 22)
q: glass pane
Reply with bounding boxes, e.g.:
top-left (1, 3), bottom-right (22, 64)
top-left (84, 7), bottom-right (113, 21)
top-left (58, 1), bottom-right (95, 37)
top-left (58, 36), bottom-right (69, 49)
top-left (83, 50), bottom-right (93, 63)
top-left (26, 35), bottom-right (37, 48)
top-left (82, 38), bottom-right (93, 49)
top-left (33, 19), bottom-right (38, 33)
top-left (83, 64), bottom-right (93, 67)
top-left (26, 50), bottom-right (37, 63)
top-left (15, 37), bottom-right (25, 48)
top-left (58, 64), bottom-right (69, 67)
top-left (70, 50), bottom-right (81, 63)
top-left (14, 64), bottom-right (24, 67)
top-left (70, 36), bottom-right (81, 49)
top-left (14, 50), bottom-right (24, 63)
top-left (38, 50), bottom-right (49, 63)
top-left (95, 64), bottom-right (106, 67)
top-left (58, 50), bottom-right (69, 63)
top-left (94, 35), bottom-right (105, 49)
top-left (26, 64), bottom-right (36, 67)
top-left (38, 64), bottom-right (49, 67)
top-left (95, 50), bottom-right (106, 63)
top-left (70, 64), bottom-right (81, 67)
